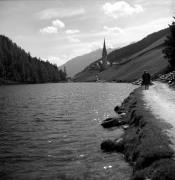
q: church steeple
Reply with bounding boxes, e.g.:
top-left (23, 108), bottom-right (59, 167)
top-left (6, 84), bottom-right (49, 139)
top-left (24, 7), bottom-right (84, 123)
top-left (103, 38), bottom-right (107, 57)
top-left (102, 38), bottom-right (107, 69)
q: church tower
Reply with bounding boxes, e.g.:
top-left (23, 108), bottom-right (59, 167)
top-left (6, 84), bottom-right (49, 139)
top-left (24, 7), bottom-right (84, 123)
top-left (102, 38), bottom-right (107, 69)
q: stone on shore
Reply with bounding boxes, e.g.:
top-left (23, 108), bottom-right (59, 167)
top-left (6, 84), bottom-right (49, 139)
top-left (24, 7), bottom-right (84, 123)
top-left (101, 117), bottom-right (126, 128)
top-left (101, 138), bottom-right (124, 152)
top-left (114, 105), bottom-right (126, 115)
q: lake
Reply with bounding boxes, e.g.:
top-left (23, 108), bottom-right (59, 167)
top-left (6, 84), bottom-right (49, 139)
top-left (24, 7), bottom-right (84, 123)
top-left (0, 83), bottom-right (136, 180)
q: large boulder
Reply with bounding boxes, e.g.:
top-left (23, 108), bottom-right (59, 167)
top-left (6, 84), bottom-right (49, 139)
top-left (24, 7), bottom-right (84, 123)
top-left (114, 105), bottom-right (126, 114)
top-left (101, 138), bottom-right (124, 152)
top-left (101, 117), bottom-right (126, 128)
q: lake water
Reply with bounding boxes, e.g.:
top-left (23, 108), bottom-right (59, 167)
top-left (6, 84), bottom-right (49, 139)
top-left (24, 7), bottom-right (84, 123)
top-left (0, 83), bottom-right (136, 180)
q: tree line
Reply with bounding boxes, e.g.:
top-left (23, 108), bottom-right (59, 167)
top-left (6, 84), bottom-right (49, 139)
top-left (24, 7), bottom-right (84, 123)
top-left (0, 35), bottom-right (67, 83)
top-left (163, 17), bottom-right (175, 70)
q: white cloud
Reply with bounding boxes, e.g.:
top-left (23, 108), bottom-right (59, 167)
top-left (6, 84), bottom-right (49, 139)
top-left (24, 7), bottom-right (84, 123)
top-left (74, 17), bottom-right (171, 51)
top-left (46, 55), bottom-right (68, 66)
top-left (52, 19), bottom-right (65, 29)
top-left (40, 26), bottom-right (58, 34)
top-left (134, 0), bottom-right (173, 6)
top-left (38, 8), bottom-right (85, 20)
top-left (103, 26), bottom-right (124, 34)
top-left (101, 17), bottom-right (171, 48)
top-left (102, 1), bottom-right (143, 18)
top-left (67, 36), bottom-right (80, 43)
top-left (66, 29), bottom-right (80, 34)
top-left (40, 19), bottom-right (65, 35)
top-left (125, 17), bottom-right (171, 37)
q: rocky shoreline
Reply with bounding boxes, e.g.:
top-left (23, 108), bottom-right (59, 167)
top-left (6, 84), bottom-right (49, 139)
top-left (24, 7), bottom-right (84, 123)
top-left (101, 87), bottom-right (175, 180)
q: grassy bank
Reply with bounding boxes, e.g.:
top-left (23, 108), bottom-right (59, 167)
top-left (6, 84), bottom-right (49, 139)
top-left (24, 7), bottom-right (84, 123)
top-left (106, 88), bottom-right (175, 179)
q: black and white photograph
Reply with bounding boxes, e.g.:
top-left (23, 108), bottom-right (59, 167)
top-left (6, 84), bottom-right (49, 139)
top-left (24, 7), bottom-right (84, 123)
top-left (0, 0), bottom-right (175, 179)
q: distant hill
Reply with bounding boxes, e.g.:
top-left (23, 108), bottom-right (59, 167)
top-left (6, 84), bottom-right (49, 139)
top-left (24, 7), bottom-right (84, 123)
top-left (60, 48), bottom-right (112, 77)
top-left (74, 28), bottom-right (170, 82)
top-left (0, 35), bottom-right (66, 84)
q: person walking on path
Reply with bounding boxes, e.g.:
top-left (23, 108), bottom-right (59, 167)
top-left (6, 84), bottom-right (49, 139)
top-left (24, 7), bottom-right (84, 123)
top-left (142, 70), bottom-right (151, 90)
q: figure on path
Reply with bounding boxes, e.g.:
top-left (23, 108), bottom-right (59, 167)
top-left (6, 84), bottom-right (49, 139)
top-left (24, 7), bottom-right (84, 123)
top-left (142, 70), bottom-right (151, 90)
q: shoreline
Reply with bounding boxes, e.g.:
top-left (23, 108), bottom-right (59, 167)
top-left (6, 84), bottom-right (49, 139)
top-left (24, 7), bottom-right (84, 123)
top-left (101, 86), bottom-right (175, 180)
top-left (0, 79), bottom-right (68, 86)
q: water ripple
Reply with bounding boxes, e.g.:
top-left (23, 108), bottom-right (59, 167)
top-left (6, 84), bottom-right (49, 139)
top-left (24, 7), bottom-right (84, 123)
top-left (0, 83), bottom-right (135, 179)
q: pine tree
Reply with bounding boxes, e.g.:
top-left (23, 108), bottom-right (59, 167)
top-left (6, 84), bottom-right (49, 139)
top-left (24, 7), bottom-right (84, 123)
top-left (0, 35), bottom-right (66, 83)
top-left (163, 17), bottom-right (175, 68)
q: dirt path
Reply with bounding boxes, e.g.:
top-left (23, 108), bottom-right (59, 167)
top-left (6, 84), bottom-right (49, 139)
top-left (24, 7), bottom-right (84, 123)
top-left (142, 81), bottom-right (175, 149)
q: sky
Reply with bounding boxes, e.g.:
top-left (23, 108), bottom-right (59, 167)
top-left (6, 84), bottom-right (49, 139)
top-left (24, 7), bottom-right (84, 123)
top-left (0, 0), bottom-right (174, 66)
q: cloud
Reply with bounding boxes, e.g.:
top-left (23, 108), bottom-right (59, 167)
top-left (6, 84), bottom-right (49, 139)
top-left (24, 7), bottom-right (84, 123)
top-left (52, 19), bottom-right (65, 29)
top-left (102, 1), bottom-right (143, 18)
top-left (66, 29), bottom-right (80, 34)
top-left (103, 26), bottom-right (124, 34)
top-left (73, 17), bottom-right (171, 51)
top-left (40, 26), bottom-right (58, 34)
top-left (40, 19), bottom-right (65, 34)
top-left (46, 55), bottom-right (69, 66)
top-left (67, 36), bottom-right (80, 43)
top-left (38, 8), bottom-right (85, 20)
top-left (134, 0), bottom-right (173, 6)
top-left (125, 17), bottom-right (171, 36)
top-left (101, 17), bottom-right (171, 48)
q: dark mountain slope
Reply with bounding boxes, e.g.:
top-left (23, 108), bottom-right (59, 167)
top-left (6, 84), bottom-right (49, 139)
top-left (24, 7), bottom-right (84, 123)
top-left (74, 28), bottom-right (169, 82)
top-left (108, 28), bottom-right (169, 64)
top-left (0, 35), bottom-right (66, 84)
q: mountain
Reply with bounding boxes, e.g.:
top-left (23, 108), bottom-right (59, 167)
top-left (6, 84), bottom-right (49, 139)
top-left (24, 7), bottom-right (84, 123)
top-left (60, 48), bottom-right (112, 77)
top-left (74, 28), bottom-right (170, 82)
top-left (0, 35), bottom-right (66, 84)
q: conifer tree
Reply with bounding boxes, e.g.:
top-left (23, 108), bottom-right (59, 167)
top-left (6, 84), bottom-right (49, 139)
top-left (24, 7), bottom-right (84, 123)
top-left (163, 17), bottom-right (175, 68)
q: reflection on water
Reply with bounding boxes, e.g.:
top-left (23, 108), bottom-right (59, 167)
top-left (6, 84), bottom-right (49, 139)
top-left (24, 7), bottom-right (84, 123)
top-left (0, 83), bottom-right (135, 180)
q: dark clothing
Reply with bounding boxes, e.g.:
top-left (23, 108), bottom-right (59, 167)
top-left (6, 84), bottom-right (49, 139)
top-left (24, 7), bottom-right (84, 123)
top-left (142, 72), bottom-right (151, 90)
top-left (142, 72), bottom-right (151, 85)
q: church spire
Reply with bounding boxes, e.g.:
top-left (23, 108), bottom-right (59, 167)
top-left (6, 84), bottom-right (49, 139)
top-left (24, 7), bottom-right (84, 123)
top-left (102, 38), bottom-right (107, 69)
top-left (103, 38), bottom-right (107, 57)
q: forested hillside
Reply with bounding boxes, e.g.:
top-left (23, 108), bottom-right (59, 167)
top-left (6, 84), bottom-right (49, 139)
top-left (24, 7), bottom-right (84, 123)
top-left (0, 35), bottom-right (66, 84)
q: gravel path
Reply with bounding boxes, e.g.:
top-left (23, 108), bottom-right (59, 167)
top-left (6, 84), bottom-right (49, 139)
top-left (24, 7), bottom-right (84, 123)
top-left (142, 81), bottom-right (175, 149)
